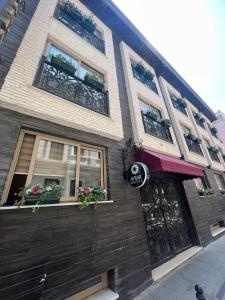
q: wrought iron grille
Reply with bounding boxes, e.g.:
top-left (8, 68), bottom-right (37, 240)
top-left (55, 5), bottom-right (105, 54)
top-left (171, 97), bottom-right (187, 115)
top-left (34, 57), bottom-right (109, 116)
top-left (142, 175), bottom-right (192, 267)
top-left (208, 149), bottom-right (220, 162)
top-left (209, 127), bottom-right (218, 138)
top-left (132, 65), bottom-right (158, 94)
top-left (142, 112), bottom-right (173, 142)
top-left (184, 136), bottom-right (203, 156)
top-left (194, 115), bottom-right (205, 129)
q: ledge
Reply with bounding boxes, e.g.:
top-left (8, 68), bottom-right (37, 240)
top-left (152, 246), bottom-right (203, 282)
top-left (0, 201), bottom-right (114, 210)
top-left (85, 288), bottom-right (119, 300)
top-left (211, 227), bottom-right (225, 238)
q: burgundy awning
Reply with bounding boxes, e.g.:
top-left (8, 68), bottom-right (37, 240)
top-left (135, 148), bottom-right (204, 178)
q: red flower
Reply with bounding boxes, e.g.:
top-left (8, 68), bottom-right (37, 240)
top-left (32, 186), bottom-right (41, 195)
top-left (84, 187), bottom-right (91, 194)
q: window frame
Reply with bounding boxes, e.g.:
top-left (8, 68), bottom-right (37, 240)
top-left (1, 130), bottom-right (107, 204)
top-left (214, 173), bottom-right (225, 191)
top-left (45, 43), bottom-right (105, 85)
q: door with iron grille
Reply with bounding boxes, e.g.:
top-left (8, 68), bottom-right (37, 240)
top-left (142, 174), bottom-right (192, 268)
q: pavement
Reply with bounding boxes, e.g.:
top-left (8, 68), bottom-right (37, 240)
top-left (135, 235), bottom-right (225, 300)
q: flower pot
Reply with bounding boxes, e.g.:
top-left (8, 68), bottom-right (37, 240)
top-left (177, 98), bottom-right (187, 108)
top-left (145, 111), bottom-right (158, 121)
top-left (83, 19), bottom-right (96, 33)
top-left (134, 63), bottom-right (145, 75)
top-left (144, 71), bottom-right (154, 81)
top-left (25, 196), bottom-right (60, 205)
top-left (84, 78), bottom-right (104, 91)
top-left (51, 57), bottom-right (76, 76)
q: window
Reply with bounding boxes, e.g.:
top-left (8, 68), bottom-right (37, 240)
top-left (193, 112), bottom-right (205, 129)
top-left (139, 101), bottom-right (173, 142)
top-left (35, 45), bottom-right (108, 116)
top-left (3, 132), bottom-right (106, 205)
top-left (131, 59), bottom-right (158, 94)
top-left (194, 173), bottom-right (211, 191)
top-left (214, 174), bottom-right (225, 191)
top-left (170, 94), bottom-right (187, 115)
top-left (55, 3), bottom-right (105, 53)
top-left (182, 126), bottom-right (203, 156)
top-left (205, 139), bottom-right (220, 162)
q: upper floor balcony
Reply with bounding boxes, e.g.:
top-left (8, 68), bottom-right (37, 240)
top-left (54, 3), bottom-right (105, 53)
top-left (34, 54), bottom-right (109, 116)
top-left (183, 131), bottom-right (203, 156)
top-left (170, 94), bottom-right (187, 116)
top-left (131, 62), bottom-right (158, 94)
top-left (141, 111), bottom-right (173, 143)
top-left (193, 112), bottom-right (205, 129)
top-left (208, 146), bottom-right (220, 163)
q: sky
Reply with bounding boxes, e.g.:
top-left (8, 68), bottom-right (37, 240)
top-left (112, 0), bottom-right (225, 113)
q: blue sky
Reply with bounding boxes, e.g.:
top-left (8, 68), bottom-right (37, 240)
top-left (112, 0), bottom-right (225, 113)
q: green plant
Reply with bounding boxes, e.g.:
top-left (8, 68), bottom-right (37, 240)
top-left (84, 73), bottom-right (104, 90)
top-left (177, 98), bottom-right (187, 107)
top-left (198, 188), bottom-right (214, 197)
top-left (144, 70), bottom-right (154, 81)
top-left (134, 62), bottom-right (145, 75)
top-left (78, 186), bottom-right (107, 209)
top-left (53, 54), bottom-right (74, 67)
top-left (18, 183), bottom-right (63, 206)
top-left (161, 119), bottom-right (172, 127)
top-left (64, 1), bottom-right (82, 20)
top-left (145, 110), bottom-right (158, 121)
top-left (83, 15), bottom-right (96, 33)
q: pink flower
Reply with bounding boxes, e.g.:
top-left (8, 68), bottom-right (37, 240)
top-left (32, 186), bottom-right (41, 195)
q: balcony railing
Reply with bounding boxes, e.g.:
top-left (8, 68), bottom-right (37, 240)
top-left (171, 98), bottom-right (187, 115)
top-left (184, 136), bottom-right (203, 156)
top-left (34, 57), bottom-right (109, 116)
top-left (208, 149), bottom-right (220, 162)
top-left (210, 128), bottom-right (218, 139)
top-left (194, 116), bottom-right (205, 129)
top-left (132, 65), bottom-right (158, 94)
top-left (142, 112), bottom-right (173, 142)
top-left (54, 5), bottom-right (105, 54)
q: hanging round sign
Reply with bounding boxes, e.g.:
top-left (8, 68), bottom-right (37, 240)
top-left (127, 162), bottom-right (149, 188)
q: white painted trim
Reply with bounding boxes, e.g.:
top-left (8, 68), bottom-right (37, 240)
top-left (0, 201), bottom-right (114, 210)
top-left (85, 288), bottom-right (119, 300)
top-left (152, 246), bottom-right (203, 282)
top-left (211, 227), bottom-right (225, 237)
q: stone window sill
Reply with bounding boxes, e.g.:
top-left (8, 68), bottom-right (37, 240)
top-left (0, 201), bottom-right (114, 210)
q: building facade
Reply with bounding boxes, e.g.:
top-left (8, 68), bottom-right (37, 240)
top-left (0, 0), bottom-right (225, 299)
top-left (214, 110), bottom-right (225, 147)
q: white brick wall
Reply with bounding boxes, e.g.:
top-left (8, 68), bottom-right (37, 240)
top-left (0, 0), bottom-right (124, 141)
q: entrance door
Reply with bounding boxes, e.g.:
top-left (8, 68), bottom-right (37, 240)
top-left (142, 174), bottom-right (193, 268)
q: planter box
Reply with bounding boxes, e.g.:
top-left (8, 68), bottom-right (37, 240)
top-left (83, 19), bottom-right (96, 33)
top-left (144, 71), bottom-right (154, 81)
top-left (134, 64), bottom-right (145, 75)
top-left (65, 8), bottom-right (82, 23)
top-left (84, 78), bottom-right (104, 91)
top-left (145, 111), bottom-right (158, 121)
top-left (25, 196), bottom-right (60, 205)
top-left (51, 57), bottom-right (76, 76)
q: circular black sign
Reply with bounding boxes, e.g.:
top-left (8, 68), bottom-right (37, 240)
top-left (127, 162), bottom-right (149, 188)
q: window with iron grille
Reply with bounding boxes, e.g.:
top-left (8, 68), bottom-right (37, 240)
top-left (182, 126), bottom-right (203, 156)
top-left (140, 101), bottom-right (173, 142)
top-left (170, 94), bottom-right (187, 115)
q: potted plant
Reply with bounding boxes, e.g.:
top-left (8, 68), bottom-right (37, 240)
top-left (177, 98), bottom-right (187, 107)
top-left (161, 119), bottom-right (172, 127)
top-left (195, 137), bottom-right (202, 144)
top-left (51, 54), bottom-right (76, 76)
top-left (18, 183), bottom-right (63, 205)
top-left (198, 188), bottom-right (214, 197)
top-left (145, 110), bottom-right (158, 121)
top-left (134, 62), bottom-right (145, 76)
top-left (64, 1), bottom-right (82, 22)
top-left (199, 116), bottom-right (205, 123)
top-left (144, 70), bottom-right (154, 81)
top-left (83, 15), bottom-right (96, 33)
top-left (84, 73), bottom-right (104, 90)
top-left (211, 127), bottom-right (218, 135)
top-left (185, 132), bottom-right (195, 140)
top-left (78, 186), bottom-right (107, 209)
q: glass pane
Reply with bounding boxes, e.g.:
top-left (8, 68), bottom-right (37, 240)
top-left (79, 149), bottom-right (102, 188)
top-left (139, 101), bottom-right (161, 118)
top-left (95, 28), bottom-right (103, 39)
top-left (47, 45), bottom-right (79, 74)
top-left (80, 63), bottom-right (104, 83)
top-left (31, 140), bottom-right (77, 197)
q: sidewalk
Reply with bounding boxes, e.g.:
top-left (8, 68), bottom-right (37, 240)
top-left (135, 235), bottom-right (225, 300)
